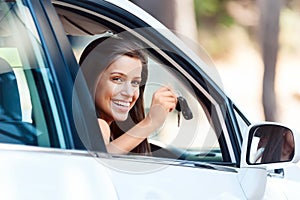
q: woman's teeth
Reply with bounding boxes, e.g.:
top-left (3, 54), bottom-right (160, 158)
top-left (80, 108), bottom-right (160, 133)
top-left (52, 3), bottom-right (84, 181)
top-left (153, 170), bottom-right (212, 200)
top-left (114, 101), bottom-right (130, 107)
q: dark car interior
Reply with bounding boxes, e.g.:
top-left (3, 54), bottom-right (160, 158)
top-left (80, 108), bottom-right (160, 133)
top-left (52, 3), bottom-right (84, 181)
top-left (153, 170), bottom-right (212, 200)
top-left (0, 57), bottom-right (37, 145)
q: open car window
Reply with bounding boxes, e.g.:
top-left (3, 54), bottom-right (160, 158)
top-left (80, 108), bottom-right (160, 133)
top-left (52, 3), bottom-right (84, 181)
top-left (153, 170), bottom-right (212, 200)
top-left (53, 2), bottom-right (234, 163)
top-left (144, 55), bottom-right (222, 162)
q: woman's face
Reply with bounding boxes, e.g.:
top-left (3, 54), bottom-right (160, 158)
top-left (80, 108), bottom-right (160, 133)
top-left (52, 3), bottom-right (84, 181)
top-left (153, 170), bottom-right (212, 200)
top-left (95, 55), bottom-right (142, 123)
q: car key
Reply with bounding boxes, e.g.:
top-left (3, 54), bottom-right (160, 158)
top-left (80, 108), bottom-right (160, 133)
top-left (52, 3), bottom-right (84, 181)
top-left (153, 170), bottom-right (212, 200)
top-left (176, 96), bottom-right (193, 120)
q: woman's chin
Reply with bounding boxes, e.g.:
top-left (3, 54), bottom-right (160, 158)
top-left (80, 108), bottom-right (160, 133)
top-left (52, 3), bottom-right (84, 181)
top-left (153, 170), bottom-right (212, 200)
top-left (112, 113), bottom-right (129, 122)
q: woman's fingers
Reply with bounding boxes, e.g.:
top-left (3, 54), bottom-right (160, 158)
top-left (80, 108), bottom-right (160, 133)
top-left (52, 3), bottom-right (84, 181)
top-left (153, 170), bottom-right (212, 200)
top-left (151, 86), bottom-right (177, 112)
top-left (147, 86), bottom-right (178, 128)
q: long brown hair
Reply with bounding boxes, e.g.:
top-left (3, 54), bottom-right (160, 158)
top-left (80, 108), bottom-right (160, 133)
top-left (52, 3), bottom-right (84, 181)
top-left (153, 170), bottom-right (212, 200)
top-left (79, 36), bottom-right (151, 155)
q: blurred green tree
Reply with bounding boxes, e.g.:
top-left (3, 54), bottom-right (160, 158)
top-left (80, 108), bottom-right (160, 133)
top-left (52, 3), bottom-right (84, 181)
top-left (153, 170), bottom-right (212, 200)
top-left (194, 0), bottom-right (234, 28)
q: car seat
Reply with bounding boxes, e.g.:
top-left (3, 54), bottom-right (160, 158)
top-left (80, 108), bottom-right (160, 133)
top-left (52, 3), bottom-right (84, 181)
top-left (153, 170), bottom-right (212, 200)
top-left (0, 57), bottom-right (37, 145)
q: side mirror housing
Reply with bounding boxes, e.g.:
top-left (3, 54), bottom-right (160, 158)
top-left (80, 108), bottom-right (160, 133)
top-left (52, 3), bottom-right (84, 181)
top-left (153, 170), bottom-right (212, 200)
top-left (241, 122), bottom-right (300, 168)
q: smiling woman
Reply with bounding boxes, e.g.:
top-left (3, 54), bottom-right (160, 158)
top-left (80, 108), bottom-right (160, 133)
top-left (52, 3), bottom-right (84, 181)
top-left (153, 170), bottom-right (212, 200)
top-left (79, 36), bottom-right (178, 155)
top-left (95, 55), bottom-right (143, 123)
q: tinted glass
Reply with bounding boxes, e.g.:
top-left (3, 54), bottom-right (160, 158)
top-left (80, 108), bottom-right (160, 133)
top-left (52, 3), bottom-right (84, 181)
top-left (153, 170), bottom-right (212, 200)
top-left (0, 1), bottom-right (66, 148)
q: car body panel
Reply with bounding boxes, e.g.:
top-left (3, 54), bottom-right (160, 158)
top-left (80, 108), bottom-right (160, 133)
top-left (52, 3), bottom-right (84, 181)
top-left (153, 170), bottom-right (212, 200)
top-left (0, 144), bottom-right (117, 200)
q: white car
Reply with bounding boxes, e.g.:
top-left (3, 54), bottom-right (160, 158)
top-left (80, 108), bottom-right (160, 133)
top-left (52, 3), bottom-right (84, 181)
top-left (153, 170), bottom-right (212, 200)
top-left (0, 0), bottom-right (299, 199)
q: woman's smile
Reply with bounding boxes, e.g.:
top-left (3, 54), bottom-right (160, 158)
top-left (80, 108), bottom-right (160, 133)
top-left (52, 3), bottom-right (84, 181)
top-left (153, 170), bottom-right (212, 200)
top-left (111, 99), bottom-right (132, 112)
top-left (113, 100), bottom-right (131, 108)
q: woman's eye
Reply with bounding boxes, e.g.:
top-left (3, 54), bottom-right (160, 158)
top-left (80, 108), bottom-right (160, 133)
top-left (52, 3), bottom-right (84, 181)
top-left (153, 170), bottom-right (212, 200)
top-left (112, 77), bottom-right (124, 83)
top-left (131, 80), bottom-right (141, 87)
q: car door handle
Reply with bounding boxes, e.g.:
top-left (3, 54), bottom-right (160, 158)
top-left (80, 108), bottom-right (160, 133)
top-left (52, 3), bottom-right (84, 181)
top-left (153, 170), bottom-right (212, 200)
top-left (267, 168), bottom-right (284, 178)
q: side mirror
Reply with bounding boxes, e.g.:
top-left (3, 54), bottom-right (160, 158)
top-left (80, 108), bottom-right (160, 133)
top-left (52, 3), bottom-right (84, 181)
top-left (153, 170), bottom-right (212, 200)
top-left (248, 124), bottom-right (295, 164)
top-left (241, 122), bottom-right (300, 167)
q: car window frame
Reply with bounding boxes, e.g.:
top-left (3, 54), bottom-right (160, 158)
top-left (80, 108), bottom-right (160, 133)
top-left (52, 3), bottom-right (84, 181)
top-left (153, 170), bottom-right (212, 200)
top-left (26, 0), bottom-right (107, 151)
top-left (51, 0), bottom-right (245, 165)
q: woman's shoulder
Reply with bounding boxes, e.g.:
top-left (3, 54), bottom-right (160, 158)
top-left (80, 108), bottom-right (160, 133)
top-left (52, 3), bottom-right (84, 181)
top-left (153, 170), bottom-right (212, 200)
top-left (97, 118), bottom-right (111, 144)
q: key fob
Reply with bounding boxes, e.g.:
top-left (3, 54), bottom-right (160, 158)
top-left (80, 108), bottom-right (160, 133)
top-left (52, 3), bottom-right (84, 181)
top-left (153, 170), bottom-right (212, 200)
top-left (176, 96), bottom-right (193, 120)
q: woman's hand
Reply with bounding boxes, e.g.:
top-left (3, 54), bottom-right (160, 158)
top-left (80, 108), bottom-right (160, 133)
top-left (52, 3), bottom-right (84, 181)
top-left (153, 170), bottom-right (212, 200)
top-left (146, 86), bottom-right (177, 128)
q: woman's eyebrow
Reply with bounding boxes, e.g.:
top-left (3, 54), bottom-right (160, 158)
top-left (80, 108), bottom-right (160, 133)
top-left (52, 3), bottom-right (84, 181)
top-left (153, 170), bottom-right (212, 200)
top-left (110, 71), bottom-right (125, 75)
top-left (110, 72), bottom-right (126, 77)
top-left (110, 71), bottom-right (141, 79)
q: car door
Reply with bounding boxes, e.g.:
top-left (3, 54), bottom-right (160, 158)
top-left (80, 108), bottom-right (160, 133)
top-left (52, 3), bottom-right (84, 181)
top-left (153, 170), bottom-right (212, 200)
top-left (48, 0), bottom-right (270, 199)
top-left (0, 1), bottom-right (117, 199)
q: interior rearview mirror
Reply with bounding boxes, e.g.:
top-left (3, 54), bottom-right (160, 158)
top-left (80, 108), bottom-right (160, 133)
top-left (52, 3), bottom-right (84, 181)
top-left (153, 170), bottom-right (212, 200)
top-left (247, 124), bottom-right (295, 164)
